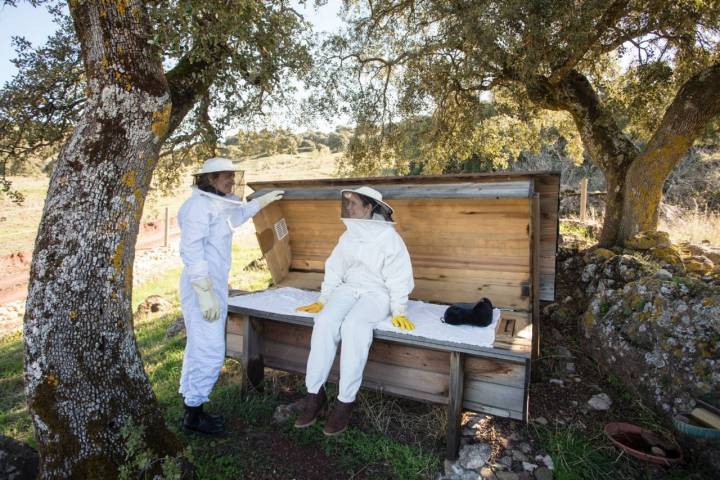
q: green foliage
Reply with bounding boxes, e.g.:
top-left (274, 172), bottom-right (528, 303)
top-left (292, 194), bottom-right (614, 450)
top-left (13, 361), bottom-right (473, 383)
top-left (0, 1), bottom-right (315, 193)
top-left (315, 0), bottom-right (720, 180)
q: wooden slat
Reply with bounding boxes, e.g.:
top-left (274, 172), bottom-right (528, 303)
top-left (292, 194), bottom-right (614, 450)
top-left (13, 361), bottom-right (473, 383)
top-left (277, 269), bottom-right (532, 309)
top-left (226, 314), bottom-right (247, 334)
top-left (254, 202), bottom-right (291, 282)
top-left (534, 174), bottom-right (560, 301)
top-left (247, 170), bottom-right (559, 191)
top-left (531, 193), bottom-right (541, 365)
top-left (226, 332), bottom-right (244, 358)
top-left (251, 181), bottom-right (532, 201)
top-left (464, 356), bottom-right (526, 388)
top-left (463, 380), bottom-right (525, 420)
top-left (447, 352), bottom-right (464, 460)
top-left (262, 339), bottom-right (452, 399)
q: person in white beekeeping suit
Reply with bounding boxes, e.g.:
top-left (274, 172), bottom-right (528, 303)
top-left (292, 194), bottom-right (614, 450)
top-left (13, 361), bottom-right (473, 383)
top-left (294, 186), bottom-right (415, 436)
top-left (178, 157), bottom-right (283, 436)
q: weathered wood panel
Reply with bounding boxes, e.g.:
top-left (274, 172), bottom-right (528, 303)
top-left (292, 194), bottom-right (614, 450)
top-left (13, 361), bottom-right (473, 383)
top-left (250, 181), bottom-right (532, 201)
top-left (534, 174), bottom-right (560, 301)
top-left (253, 202), bottom-right (292, 281)
top-left (226, 332), bottom-right (244, 357)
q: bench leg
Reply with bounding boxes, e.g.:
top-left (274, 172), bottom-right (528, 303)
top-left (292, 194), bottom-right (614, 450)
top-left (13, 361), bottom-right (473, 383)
top-left (242, 316), bottom-right (265, 391)
top-left (446, 351), bottom-right (464, 460)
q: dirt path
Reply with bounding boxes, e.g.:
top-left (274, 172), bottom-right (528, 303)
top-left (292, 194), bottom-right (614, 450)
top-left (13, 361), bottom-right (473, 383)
top-left (0, 218), bottom-right (180, 305)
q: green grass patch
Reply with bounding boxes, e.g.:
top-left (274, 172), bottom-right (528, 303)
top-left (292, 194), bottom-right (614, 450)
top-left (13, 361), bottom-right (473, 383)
top-left (537, 427), bottom-right (619, 479)
top-left (0, 330), bottom-right (33, 445)
top-left (560, 221), bottom-right (597, 242)
top-left (284, 420), bottom-right (439, 479)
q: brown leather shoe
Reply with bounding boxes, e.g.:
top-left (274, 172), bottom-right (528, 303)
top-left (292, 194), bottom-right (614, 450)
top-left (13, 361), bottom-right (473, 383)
top-left (323, 400), bottom-right (354, 436)
top-left (294, 387), bottom-right (326, 428)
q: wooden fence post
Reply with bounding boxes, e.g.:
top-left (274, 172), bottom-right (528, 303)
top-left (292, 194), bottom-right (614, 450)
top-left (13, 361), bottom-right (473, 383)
top-left (163, 206), bottom-right (169, 247)
top-left (579, 178), bottom-right (588, 222)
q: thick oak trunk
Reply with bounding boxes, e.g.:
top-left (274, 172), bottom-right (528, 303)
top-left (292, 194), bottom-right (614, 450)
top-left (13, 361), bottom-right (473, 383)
top-left (618, 62), bottom-right (720, 242)
top-left (527, 63), bottom-right (720, 246)
top-left (525, 71), bottom-right (637, 246)
top-left (23, 2), bottom-right (181, 477)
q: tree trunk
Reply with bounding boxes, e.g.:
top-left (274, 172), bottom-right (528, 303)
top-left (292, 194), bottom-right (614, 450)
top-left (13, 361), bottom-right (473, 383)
top-left (524, 70), bottom-right (637, 246)
top-left (617, 61), bottom-right (720, 243)
top-left (23, 2), bottom-right (181, 477)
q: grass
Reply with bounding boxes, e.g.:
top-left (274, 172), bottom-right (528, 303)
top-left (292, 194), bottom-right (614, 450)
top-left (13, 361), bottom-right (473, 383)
top-left (537, 427), bottom-right (619, 480)
top-left (0, 242), bottom-right (440, 478)
top-left (659, 208), bottom-right (720, 245)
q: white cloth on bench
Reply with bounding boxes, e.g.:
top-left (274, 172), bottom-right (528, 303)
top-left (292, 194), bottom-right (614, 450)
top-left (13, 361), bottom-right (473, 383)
top-left (228, 287), bottom-right (501, 348)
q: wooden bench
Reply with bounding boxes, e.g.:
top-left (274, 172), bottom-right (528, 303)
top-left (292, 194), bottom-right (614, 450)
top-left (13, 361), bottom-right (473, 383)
top-left (225, 172), bottom-right (560, 459)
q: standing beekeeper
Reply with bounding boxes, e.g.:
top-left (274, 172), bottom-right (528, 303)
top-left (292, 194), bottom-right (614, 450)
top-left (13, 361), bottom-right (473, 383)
top-left (178, 157), bottom-right (283, 436)
top-left (294, 186), bottom-right (415, 436)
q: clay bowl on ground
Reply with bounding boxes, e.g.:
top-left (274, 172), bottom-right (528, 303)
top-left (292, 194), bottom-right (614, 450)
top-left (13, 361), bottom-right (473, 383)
top-left (604, 422), bottom-right (683, 466)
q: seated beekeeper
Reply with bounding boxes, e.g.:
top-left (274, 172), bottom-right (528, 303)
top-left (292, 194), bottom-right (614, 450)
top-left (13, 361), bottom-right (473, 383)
top-left (178, 157), bottom-right (283, 436)
top-left (294, 186), bottom-right (416, 435)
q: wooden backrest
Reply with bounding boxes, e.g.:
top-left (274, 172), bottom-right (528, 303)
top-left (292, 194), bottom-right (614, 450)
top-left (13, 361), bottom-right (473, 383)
top-left (248, 172), bottom-right (560, 324)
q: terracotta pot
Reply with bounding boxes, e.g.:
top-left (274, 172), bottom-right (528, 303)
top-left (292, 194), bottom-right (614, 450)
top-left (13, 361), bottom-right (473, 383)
top-left (604, 422), bottom-right (683, 466)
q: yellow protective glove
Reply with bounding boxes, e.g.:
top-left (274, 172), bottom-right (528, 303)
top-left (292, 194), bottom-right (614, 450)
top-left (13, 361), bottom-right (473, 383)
top-left (392, 315), bottom-right (415, 331)
top-left (296, 301), bottom-right (324, 313)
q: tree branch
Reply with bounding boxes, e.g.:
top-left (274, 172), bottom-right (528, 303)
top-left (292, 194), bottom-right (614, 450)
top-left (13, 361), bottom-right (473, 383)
top-left (526, 70), bottom-right (638, 171)
top-left (548, 0), bottom-right (630, 84)
top-left (638, 61), bottom-right (720, 172)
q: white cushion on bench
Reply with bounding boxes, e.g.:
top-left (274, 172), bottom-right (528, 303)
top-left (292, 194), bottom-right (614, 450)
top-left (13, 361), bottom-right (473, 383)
top-left (228, 287), bottom-right (501, 348)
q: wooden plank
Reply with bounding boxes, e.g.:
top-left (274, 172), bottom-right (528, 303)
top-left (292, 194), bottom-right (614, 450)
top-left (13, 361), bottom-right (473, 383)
top-left (262, 321), bottom-right (453, 375)
top-left (230, 312), bottom-right (531, 361)
top-left (246, 171), bottom-right (559, 191)
top-left (534, 174), bottom-right (560, 302)
top-left (250, 181), bottom-right (533, 201)
top-left (464, 356), bottom-right (526, 388)
top-left (290, 255), bottom-right (532, 273)
top-left (447, 352), bottom-right (464, 460)
top-left (279, 269), bottom-right (532, 308)
top-left (242, 316), bottom-right (265, 389)
top-left (262, 339), bottom-right (452, 398)
top-left (411, 280), bottom-right (530, 309)
top-left (252, 202), bottom-right (292, 283)
top-left (531, 193), bottom-right (541, 367)
top-left (463, 379), bottom-right (525, 418)
top-left (226, 332), bottom-right (244, 358)
top-left (226, 314), bottom-right (247, 334)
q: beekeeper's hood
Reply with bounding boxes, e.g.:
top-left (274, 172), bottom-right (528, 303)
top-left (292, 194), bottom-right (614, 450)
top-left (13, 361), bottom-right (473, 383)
top-left (340, 186), bottom-right (394, 222)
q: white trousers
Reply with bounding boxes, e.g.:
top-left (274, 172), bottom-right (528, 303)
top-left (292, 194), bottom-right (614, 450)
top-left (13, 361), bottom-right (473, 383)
top-left (305, 287), bottom-right (390, 403)
top-left (178, 294), bottom-right (227, 407)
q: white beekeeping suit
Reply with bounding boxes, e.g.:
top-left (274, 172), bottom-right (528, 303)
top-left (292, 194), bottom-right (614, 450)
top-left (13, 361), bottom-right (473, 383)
top-left (295, 186), bottom-right (414, 436)
top-left (177, 157), bottom-right (282, 436)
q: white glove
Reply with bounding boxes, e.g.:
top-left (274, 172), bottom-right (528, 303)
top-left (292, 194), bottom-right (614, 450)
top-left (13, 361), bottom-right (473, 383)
top-left (255, 190), bottom-right (285, 209)
top-left (191, 277), bottom-right (220, 322)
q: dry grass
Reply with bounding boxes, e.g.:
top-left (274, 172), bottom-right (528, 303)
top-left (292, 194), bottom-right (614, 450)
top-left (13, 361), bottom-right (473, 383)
top-left (659, 206), bottom-right (720, 245)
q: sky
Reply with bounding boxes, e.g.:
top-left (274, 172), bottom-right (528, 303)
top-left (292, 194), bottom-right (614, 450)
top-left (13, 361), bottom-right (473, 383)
top-left (0, 1), bottom-right (346, 131)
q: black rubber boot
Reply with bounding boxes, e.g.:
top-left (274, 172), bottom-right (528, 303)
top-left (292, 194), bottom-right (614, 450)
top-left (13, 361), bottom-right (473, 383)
top-left (182, 403), bottom-right (225, 436)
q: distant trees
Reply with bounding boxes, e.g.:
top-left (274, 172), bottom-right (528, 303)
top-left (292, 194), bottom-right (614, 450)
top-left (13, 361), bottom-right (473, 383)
top-left (224, 126), bottom-right (353, 156)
